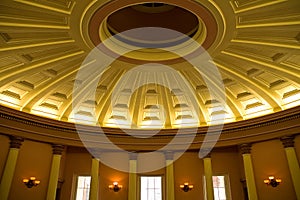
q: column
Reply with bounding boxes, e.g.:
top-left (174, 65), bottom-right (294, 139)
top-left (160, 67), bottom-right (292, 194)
top-left (0, 136), bottom-right (24, 200)
top-left (165, 152), bottom-right (175, 200)
top-left (128, 154), bottom-right (137, 200)
top-left (240, 144), bottom-right (258, 200)
top-left (89, 157), bottom-right (99, 200)
top-left (203, 153), bottom-right (214, 200)
top-left (280, 136), bottom-right (300, 199)
top-left (46, 144), bottom-right (64, 200)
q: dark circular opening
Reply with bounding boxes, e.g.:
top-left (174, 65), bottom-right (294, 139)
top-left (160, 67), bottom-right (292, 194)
top-left (106, 2), bottom-right (199, 47)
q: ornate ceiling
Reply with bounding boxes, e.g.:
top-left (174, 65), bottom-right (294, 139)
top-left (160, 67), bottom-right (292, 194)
top-left (0, 0), bottom-right (299, 129)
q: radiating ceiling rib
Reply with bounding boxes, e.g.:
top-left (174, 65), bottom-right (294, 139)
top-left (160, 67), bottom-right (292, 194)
top-left (213, 60), bottom-right (283, 111)
top-left (179, 70), bottom-right (210, 122)
top-left (236, 21), bottom-right (300, 28)
top-left (97, 68), bottom-right (135, 126)
top-left (160, 72), bottom-right (181, 127)
top-left (14, 0), bottom-right (74, 15)
top-left (59, 71), bottom-right (103, 120)
top-left (160, 78), bottom-right (174, 128)
top-left (180, 66), bottom-right (243, 121)
top-left (130, 72), bottom-right (147, 128)
top-left (94, 70), bottom-right (128, 126)
top-left (231, 39), bottom-right (300, 50)
top-left (0, 50), bottom-right (85, 83)
top-left (230, 0), bottom-right (287, 14)
top-left (0, 22), bottom-right (70, 29)
top-left (222, 90), bottom-right (244, 120)
top-left (0, 39), bottom-right (75, 51)
top-left (19, 60), bottom-right (84, 111)
top-left (167, 70), bottom-right (207, 125)
top-left (221, 50), bottom-right (300, 84)
top-left (60, 68), bottom-right (126, 121)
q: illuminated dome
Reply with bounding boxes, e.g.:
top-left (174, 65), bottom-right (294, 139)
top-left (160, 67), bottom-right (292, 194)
top-left (0, 0), bottom-right (299, 130)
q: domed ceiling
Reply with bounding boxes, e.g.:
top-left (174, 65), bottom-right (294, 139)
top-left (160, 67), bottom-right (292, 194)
top-left (0, 0), bottom-right (299, 129)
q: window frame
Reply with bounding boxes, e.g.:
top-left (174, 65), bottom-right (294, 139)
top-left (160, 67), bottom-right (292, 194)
top-left (138, 175), bottom-right (165, 200)
top-left (203, 174), bottom-right (232, 200)
top-left (73, 174), bottom-right (92, 200)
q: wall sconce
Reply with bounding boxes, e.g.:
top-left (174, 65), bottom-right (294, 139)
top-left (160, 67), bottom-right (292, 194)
top-left (23, 177), bottom-right (40, 188)
top-left (264, 176), bottom-right (282, 187)
top-left (180, 182), bottom-right (193, 192)
top-left (109, 182), bottom-right (122, 192)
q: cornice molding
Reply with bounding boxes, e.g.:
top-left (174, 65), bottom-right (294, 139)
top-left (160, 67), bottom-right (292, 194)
top-left (1, 105), bottom-right (299, 135)
top-left (0, 105), bottom-right (299, 150)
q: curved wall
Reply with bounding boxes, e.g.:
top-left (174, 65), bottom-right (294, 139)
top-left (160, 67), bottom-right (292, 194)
top-left (0, 106), bottom-right (299, 199)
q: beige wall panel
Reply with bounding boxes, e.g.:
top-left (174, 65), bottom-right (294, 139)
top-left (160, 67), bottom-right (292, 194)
top-left (60, 150), bottom-right (91, 200)
top-left (99, 160), bottom-right (128, 200)
top-left (0, 135), bottom-right (10, 178)
top-left (173, 152), bottom-right (204, 200)
top-left (9, 140), bottom-right (52, 200)
top-left (294, 135), bottom-right (300, 160)
top-left (212, 148), bottom-right (244, 200)
top-left (252, 140), bottom-right (296, 200)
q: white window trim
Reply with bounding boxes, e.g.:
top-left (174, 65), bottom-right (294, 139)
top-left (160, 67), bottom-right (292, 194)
top-left (72, 174), bottom-right (91, 200)
top-left (203, 174), bottom-right (232, 200)
top-left (138, 175), bottom-right (165, 200)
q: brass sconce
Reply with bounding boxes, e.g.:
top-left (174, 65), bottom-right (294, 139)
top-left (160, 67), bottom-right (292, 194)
top-left (264, 176), bottom-right (281, 187)
top-left (109, 182), bottom-right (122, 192)
top-left (180, 182), bottom-right (193, 192)
top-left (23, 177), bottom-right (40, 188)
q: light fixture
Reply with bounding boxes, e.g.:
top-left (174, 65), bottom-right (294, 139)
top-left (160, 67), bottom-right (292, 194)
top-left (23, 177), bottom-right (40, 188)
top-left (180, 182), bottom-right (193, 192)
top-left (264, 176), bottom-right (282, 187)
top-left (109, 182), bottom-right (122, 192)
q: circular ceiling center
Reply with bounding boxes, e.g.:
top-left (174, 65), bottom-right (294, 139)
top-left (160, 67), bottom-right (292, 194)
top-left (106, 3), bottom-right (199, 39)
top-left (88, 0), bottom-right (218, 54)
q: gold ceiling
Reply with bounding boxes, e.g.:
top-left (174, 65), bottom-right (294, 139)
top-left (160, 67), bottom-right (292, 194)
top-left (0, 0), bottom-right (299, 129)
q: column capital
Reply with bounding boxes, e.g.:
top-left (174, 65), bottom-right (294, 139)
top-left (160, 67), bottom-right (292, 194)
top-left (129, 152), bottom-right (138, 160)
top-left (200, 149), bottom-right (212, 158)
top-left (164, 151), bottom-right (174, 160)
top-left (9, 136), bottom-right (24, 149)
top-left (280, 135), bottom-right (295, 148)
top-left (91, 156), bottom-right (100, 161)
top-left (52, 144), bottom-right (64, 155)
top-left (240, 143), bottom-right (252, 154)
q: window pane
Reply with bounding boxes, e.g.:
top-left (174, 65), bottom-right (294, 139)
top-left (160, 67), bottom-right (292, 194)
top-left (140, 176), bottom-right (162, 200)
top-left (76, 176), bottom-right (91, 200)
top-left (213, 176), bottom-right (226, 200)
top-left (204, 175), bottom-right (229, 200)
top-left (214, 188), bottom-right (226, 200)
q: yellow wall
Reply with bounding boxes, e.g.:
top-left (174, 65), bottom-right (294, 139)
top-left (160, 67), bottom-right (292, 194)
top-left (0, 135), bottom-right (9, 178)
top-left (251, 139), bottom-right (296, 200)
top-left (0, 135), bottom-right (300, 199)
top-left (295, 135), bottom-right (300, 159)
top-left (60, 148), bottom-right (92, 200)
top-left (212, 147), bottom-right (245, 200)
top-left (9, 140), bottom-right (52, 200)
top-left (99, 161), bottom-right (128, 200)
top-left (174, 152), bottom-right (204, 200)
